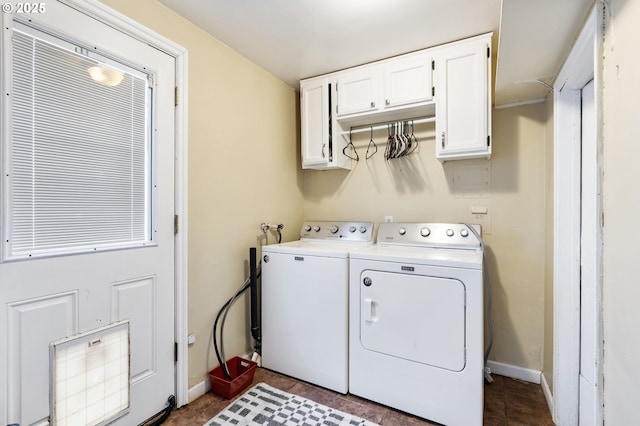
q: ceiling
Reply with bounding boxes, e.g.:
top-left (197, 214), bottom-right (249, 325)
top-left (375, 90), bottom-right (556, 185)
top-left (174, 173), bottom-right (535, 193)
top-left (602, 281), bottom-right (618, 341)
top-left (158, 0), bottom-right (594, 106)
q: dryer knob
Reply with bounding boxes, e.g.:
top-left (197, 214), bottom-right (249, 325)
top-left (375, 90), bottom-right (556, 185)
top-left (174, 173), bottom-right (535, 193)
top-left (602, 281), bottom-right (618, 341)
top-left (349, 226), bottom-right (357, 233)
top-left (398, 227), bottom-right (406, 235)
top-left (446, 229), bottom-right (454, 237)
top-left (313, 225), bottom-right (321, 232)
top-left (420, 227), bottom-right (431, 237)
top-left (304, 225), bottom-right (312, 232)
top-left (460, 228), bottom-right (469, 237)
top-left (329, 225), bottom-right (339, 234)
top-left (359, 226), bottom-right (367, 233)
top-left (363, 277), bottom-right (372, 287)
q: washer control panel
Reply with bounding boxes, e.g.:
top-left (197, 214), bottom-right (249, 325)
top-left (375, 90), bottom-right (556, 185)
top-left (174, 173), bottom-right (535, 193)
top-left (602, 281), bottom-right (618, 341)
top-left (377, 222), bottom-right (481, 249)
top-left (300, 221), bottom-right (376, 242)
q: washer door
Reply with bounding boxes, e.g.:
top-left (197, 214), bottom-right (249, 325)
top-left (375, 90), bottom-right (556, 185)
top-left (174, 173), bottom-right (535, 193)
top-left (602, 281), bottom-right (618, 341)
top-left (359, 270), bottom-right (466, 371)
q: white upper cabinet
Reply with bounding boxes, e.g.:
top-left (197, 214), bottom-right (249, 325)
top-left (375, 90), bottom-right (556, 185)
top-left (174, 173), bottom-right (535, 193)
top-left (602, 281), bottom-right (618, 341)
top-left (383, 52), bottom-right (433, 109)
top-left (300, 76), bottom-right (350, 170)
top-left (336, 67), bottom-right (379, 117)
top-left (335, 51), bottom-right (434, 126)
top-left (300, 33), bottom-right (492, 169)
top-left (435, 34), bottom-right (492, 161)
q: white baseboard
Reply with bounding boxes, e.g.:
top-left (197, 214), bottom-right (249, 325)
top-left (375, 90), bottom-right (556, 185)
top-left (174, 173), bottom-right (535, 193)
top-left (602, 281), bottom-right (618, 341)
top-left (188, 377), bottom-right (210, 403)
top-left (541, 372), bottom-right (554, 414)
top-left (189, 358), bottom-right (543, 403)
top-left (487, 360), bottom-right (541, 384)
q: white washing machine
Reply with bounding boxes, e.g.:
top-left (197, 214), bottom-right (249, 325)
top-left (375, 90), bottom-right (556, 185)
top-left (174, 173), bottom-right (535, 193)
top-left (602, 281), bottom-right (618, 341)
top-left (261, 221), bottom-right (375, 393)
top-left (349, 222), bottom-right (484, 426)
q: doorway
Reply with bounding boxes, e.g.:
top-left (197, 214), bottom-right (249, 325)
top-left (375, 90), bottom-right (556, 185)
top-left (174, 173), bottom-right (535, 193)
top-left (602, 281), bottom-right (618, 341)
top-left (552, 5), bottom-right (604, 425)
top-left (0, 1), bottom-right (188, 424)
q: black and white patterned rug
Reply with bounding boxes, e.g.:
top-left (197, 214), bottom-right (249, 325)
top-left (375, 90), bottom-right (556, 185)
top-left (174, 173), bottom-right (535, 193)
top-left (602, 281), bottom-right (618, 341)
top-left (204, 382), bottom-right (379, 426)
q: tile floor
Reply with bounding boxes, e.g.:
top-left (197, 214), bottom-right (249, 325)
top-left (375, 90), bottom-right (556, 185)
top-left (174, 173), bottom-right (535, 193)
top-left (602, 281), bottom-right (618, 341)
top-left (163, 367), bottom-right (554, 425)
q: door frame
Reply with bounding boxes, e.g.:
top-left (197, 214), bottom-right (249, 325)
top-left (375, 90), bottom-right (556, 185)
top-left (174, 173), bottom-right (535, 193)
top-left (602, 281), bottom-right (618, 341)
top-left (62, 0), bottom-right (190, 407)
top-left (553, 4), bottom-right (603, 425)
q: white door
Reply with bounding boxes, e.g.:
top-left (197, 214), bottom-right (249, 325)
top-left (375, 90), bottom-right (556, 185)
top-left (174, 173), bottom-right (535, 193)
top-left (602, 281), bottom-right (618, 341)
top-left (0, 2), bottom-right (176, 425)
top-left (261, 251), bottom-right (349, 393)
top-left (336, 67), bottom-right (378, 116)
top-left (358, 270), bottom-right (465, 371)
top-left (435, 36), bottom-right (491, 160)
top-left (383, 53), bottom-right (433, 109)
top-left (300, 77), bottom-right (331, 167)
top-left (579, 79), bottom-right (602, 425)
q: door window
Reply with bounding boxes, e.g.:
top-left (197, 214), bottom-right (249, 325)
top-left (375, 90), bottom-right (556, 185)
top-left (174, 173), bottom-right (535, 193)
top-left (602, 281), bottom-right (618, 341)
top-left (4, 21), bottom-right (153, 260)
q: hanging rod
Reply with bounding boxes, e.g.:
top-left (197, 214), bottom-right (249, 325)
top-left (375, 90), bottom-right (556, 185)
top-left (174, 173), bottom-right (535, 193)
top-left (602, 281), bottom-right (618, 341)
top-left (342, 116), bottom-right (436, 136)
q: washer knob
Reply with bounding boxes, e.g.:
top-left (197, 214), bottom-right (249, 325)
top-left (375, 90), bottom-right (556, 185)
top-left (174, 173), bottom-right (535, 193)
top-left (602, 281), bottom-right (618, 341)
top-left (446, 229), bottom-right (454, 237)
top-left (313, 225), bottom-right (321, 232)
top-left (304, 225), bottom-right (312, 232)
top-left (359, 226), bottom-right (367, 233)
top-left (399, 227), bottom-right (406, 235)
top-left (329, 225), bottom-right (339, 234)
top-left (420, 227), bottom-right (431, 237)
top-left (460, 228), bottom-right (469, 238)
top-left (349, 226), bottom-right (356, 233)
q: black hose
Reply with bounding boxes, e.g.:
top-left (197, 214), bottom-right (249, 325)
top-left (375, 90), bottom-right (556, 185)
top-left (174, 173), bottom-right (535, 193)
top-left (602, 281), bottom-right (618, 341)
top-left (250, 247), bottom-right (261, 354)
top-left (213, 280), bottom-right (250, 380)
top-left (212, 251), bottom-right (262, 381)
top-left (138, 395), bottom-right (176, 426)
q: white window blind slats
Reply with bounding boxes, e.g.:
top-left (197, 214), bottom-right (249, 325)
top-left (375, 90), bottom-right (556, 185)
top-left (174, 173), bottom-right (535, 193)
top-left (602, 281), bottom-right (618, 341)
top-left (7, 28), bottom-right (152, 259)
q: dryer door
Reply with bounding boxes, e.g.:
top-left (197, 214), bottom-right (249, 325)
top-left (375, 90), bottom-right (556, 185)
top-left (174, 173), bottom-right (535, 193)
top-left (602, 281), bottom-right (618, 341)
top-left (359, 270), bottom-right (466, 371)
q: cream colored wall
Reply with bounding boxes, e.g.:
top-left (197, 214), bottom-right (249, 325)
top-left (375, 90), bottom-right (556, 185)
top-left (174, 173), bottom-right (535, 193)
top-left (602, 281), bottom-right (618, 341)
top-left (303, 102), bottom-right (549, 370)
top-left (602, 0), bottom-right (640, 421)
top-left (98, 0), bottom-right (553, 392)
top-left (101, 0), bottom-right (303, 389)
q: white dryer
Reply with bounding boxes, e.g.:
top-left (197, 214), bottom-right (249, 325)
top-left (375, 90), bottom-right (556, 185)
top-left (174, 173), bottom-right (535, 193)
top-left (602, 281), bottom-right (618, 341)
top-left (349, 222), bottom-right (484, 426)
top-left (261, 221), bottom-right (375, 393)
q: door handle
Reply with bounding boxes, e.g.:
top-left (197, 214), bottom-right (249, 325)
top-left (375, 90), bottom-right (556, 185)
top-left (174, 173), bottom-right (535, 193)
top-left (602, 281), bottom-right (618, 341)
top-left (363, 298), bottom-right (377, 322)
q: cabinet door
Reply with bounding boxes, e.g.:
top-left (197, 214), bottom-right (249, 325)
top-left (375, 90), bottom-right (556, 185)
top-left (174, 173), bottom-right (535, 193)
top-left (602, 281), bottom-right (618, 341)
top-left (384, 53), bottom-right (433, 109)
top-left (301, 77), bottom-right (331, 167)
top-left (435, 37), bottom-right (491, 161)
top-left (336, 67), bottom-right (378, 117)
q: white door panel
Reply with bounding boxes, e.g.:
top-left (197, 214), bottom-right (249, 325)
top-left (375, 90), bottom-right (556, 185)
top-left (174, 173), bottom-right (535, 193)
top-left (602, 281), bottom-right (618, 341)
top-left (358, 270), bottom-right (466, 371)
top-left (261, 252), bottom-right (349, 393)
top-left (0, 1), bottom-right (176, 425)
top-left (580, 78), bottom-right (599, 425)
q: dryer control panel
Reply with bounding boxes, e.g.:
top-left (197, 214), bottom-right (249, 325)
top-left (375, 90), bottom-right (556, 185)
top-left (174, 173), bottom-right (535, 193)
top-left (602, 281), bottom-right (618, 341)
top-left (377, 222), bottom-right (482, 250)
top-left (300, 221), bottom-right (376, 242)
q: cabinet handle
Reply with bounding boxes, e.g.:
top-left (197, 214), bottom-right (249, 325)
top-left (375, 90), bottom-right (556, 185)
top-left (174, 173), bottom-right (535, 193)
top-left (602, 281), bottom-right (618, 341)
top-left (370, 101), bottom-right (375, 108)
top-left (385, 99), bottom-right (390, 106)
top-left (322, 143), bottom-right (326, 158)
top-left (441, 132), bottom-right (446, 148)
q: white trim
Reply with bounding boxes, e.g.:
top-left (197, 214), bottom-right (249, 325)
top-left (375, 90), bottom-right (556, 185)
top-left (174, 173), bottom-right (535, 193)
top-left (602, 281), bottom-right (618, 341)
top-left (188, 378), bottom-right (210, 404)
top-left (60, 0), bottom-right (190, 408)
top-left (494, 97), bottom-right (547, 109)
top-left (487, 360), bottom-right (541, 384)
top-left (541, 372), bottom-right (554, 415)
top-left (553, 4), bottom-right (603, 426)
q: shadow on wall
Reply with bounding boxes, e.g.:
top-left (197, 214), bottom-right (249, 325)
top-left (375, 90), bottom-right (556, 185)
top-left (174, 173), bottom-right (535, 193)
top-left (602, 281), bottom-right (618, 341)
top-left (483, 245), bottom-right (527, 368)
top-left (302, 122), bottom-right (437, 209)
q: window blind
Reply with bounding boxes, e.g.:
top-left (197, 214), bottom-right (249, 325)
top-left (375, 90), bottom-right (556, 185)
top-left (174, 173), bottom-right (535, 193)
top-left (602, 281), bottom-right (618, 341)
top-left (8, 27), bottom-right (151, 259)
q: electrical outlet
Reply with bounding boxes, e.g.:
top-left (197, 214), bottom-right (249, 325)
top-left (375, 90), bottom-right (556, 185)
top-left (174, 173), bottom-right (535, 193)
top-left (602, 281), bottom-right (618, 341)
top-left (187, 334), bottom-right (195, 345)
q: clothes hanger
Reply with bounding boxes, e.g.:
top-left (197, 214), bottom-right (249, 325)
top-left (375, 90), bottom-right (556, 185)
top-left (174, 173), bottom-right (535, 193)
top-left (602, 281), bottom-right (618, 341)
top-left (343, 129), bottom-right (359, 161)
top-left (365, 126), bottom-right (377, 159)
